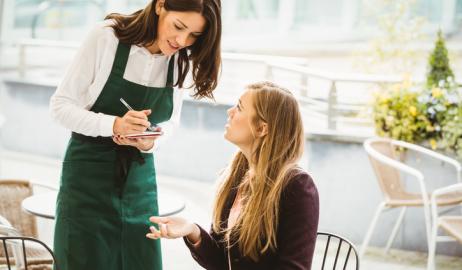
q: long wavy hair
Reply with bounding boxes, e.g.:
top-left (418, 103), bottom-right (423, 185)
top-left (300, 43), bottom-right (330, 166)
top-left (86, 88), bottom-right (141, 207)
top-left (105, 0), bottom-right (221, 99)
top-left (212, 81), bottom-right (305, 261)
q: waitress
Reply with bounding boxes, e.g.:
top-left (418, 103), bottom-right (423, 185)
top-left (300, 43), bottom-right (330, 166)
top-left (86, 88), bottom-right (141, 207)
top-left (49, 0), bottom-right (221, 269)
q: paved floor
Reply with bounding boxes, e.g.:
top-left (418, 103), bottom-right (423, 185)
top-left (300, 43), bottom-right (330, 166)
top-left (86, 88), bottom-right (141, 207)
top-left (0, 150), bottom-right (461, 270)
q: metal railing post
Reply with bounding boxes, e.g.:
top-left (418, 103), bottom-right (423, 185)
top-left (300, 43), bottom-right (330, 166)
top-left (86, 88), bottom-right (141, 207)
top-left (197, 104), bottom-right (204, 130)
top-left (328, 81), bottom-right (338, 130)
top-left (300, 74), bottom-right (308, 97)
top-left (18, 43), bottom-right (26, 78)
top-left (265, 63), bottom-right (273, 81)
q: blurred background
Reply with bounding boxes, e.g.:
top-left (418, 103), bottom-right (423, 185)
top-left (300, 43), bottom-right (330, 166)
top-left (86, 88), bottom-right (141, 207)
top-left (1, 0), bottom-right (462, 269)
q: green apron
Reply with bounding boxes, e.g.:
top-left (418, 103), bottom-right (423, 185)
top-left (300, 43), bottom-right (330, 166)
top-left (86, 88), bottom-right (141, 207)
top-left (53, 42), bottom-right (174, 270)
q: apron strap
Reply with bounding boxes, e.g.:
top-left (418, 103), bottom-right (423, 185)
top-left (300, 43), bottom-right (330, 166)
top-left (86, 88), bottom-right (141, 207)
top-left (166, 55), bottom-right (175, 86)
top-left (111, 42), bottom-right (131, 78)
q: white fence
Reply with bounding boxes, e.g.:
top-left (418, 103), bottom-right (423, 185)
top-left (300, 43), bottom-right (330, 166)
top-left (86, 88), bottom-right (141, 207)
top-left (4, 38), bottom-right (422, 135)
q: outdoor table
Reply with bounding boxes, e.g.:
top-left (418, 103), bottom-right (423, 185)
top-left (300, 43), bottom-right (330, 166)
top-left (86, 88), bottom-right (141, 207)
top-left (22, 190), bottom-right (185, 219)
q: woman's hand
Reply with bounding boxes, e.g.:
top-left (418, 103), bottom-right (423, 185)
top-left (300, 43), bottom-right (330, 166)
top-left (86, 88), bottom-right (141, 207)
top-left (112, 126), bottom-right (162, 151)
top-left (112, 136), bottom-right (155, 151)
top-left (146, 216), bottom-right (201, 243)
top-left (113, 109), bottom-right (152, 135)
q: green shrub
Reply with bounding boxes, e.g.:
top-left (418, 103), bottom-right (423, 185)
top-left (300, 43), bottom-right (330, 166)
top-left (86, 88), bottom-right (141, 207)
top-left (426, 30), bottom-right (454, 88)
top-left (373, 82), bottom-right (432, 144)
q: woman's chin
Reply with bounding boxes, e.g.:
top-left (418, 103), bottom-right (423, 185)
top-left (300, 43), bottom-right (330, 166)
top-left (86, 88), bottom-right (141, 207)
top-left (223, 131), bottom-right (233, 143)
top-left (159, 46), bottom-right (176, 56)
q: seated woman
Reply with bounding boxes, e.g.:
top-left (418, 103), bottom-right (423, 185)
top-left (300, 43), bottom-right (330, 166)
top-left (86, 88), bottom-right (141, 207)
top-left (147, 81), bottom-right (319, 269)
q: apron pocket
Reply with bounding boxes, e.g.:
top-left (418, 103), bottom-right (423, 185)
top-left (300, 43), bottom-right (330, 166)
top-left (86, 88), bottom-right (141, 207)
top-left (59, 160), bottom-right (119, 218)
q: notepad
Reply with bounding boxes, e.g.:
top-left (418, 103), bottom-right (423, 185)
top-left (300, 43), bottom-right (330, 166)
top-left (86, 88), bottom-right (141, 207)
top-left (124, 131), bottom-right (164, 138)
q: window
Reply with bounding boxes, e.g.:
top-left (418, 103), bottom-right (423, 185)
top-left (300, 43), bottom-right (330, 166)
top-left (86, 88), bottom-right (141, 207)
top-left (1, 0), bottom-right (147, 41)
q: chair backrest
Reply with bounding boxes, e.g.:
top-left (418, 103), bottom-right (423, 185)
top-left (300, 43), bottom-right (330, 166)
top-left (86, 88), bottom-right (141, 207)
top-left (314, 231), bottom-right (359, 270)
top-left (0, 180), bottom-right (38, 237)
top-left (364, 138), bottom-right (408, 201)
top-left (431, 183), bottom-right (462, 243)
top-left (0, 236), bottom-right (58, 270)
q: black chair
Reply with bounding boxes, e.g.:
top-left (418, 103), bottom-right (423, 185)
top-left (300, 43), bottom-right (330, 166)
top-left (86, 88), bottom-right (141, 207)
top-left (0, 235), bottom-right (58, 270)
top-left (315, 231), bottom-right (360, 270)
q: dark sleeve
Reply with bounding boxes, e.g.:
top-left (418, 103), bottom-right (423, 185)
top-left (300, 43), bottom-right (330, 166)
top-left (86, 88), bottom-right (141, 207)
top-left (275, 172), bottom-right (320, 270)
top-left (183, 224), bottom-right (228, 270)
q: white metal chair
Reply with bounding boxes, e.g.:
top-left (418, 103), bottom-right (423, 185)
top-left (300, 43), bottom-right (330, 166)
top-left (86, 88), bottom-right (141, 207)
top-left (0, 179), bottom-right (57, 269)
top-left (360, 137), bottom-right (462, 258)
top-left (0, 221), bottom-right (26, 269)
top-left (427, 183), bottom-right (462, 270)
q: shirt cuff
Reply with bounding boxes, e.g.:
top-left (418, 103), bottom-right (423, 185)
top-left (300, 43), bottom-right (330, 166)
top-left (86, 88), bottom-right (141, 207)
top-left (140, 141), bottom-right (157, 153)
top-left (185, 236), bottom-right (202, 248)
top-left (99, 113), bottom-right (117, 137)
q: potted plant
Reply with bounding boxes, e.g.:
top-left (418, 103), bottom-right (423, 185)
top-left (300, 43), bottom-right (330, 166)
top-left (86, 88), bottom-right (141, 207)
top-left (373, 30), bottom-right (462, 158)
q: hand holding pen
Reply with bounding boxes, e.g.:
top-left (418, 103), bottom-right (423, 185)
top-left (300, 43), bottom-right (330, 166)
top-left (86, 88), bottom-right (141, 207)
top-left (112, 98), bottom-right (161, 151)
top-left (119, 98), bottom-right (158, 131)
top-left (112, 98), bottom-right (153, 135)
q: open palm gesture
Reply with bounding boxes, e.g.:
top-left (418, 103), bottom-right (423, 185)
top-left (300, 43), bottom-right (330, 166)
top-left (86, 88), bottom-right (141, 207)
top-left (146, 216), bottom-right (196, 240)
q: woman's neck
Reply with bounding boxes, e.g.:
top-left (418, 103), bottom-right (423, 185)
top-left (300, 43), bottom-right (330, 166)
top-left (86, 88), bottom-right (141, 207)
top-left (241, 144), bottom-right (257, 172)
top-left (145, 42), bottom-right (161, 54)
top-left (241, 153), bottom-right (255, 173)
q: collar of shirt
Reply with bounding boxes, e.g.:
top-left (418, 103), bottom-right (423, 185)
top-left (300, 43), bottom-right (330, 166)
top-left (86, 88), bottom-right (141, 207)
top-left (130, 45), bottom-right (173, 61)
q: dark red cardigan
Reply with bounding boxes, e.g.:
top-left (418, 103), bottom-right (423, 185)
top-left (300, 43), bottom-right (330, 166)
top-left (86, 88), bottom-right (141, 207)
top-left (184, 171), bottom-right (319, 270)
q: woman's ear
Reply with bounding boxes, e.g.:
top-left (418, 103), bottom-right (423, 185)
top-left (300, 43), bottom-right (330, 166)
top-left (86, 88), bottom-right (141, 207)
top-left (155, 0), bottom-right (165, 15)
top-left (256, 122), bottom-right (268, 138)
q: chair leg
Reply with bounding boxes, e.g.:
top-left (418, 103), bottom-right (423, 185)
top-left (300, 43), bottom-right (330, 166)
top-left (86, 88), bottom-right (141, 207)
top-left (360, 202), bottom-right (386, 258)
top-left (423, 203), bottom-right (432, 251)
top-left (384, 207), bottom-right (406, 255)
top-left (427, 223), bottom-right (438, 270)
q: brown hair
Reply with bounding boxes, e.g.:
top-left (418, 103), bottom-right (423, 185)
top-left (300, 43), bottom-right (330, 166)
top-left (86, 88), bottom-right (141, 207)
top-left (212, 81), bottom-right (305, 261)
top-left (105, 0), bottom-right (221, 99)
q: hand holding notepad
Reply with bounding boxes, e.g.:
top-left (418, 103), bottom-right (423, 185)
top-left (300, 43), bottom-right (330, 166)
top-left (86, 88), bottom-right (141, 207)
top-left (124, 130), bottom-right (164, 139)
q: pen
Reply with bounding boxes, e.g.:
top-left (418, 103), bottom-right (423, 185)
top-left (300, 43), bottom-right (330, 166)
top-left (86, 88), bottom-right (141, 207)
top-left (119, 98), bottom-right (157, 132)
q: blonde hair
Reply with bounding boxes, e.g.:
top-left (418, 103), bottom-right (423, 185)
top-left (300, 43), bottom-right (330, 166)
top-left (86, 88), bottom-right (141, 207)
top-left (212, 81), bottom-right (305, 261)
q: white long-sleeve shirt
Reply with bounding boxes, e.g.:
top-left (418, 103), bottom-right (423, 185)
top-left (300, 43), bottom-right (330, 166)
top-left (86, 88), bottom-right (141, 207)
top-left (50, 20), bottom-right (183, 152)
